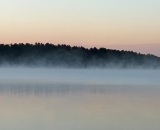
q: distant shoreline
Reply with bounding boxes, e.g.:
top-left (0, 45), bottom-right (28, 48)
top-left (0, 43), bottom-right (159, 69)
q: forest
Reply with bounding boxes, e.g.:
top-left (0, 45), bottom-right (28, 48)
top-left (0, 43), bottom-right (159, 68)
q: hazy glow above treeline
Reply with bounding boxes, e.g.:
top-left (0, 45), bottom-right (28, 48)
top-left (0, 0), bottom-right (160, 55)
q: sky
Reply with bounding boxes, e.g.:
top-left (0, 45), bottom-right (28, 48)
top-left (0, 0), bottom-right (160, 56)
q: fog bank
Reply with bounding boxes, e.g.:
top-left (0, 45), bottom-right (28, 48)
top-left (0, 68), bottom-right (159, 86)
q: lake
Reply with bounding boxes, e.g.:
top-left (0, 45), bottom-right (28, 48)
top-left (0, 68), bottom-right (160, 130)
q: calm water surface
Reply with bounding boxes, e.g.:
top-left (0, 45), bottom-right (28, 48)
top-left (0, 68), bottom-right (160, 130)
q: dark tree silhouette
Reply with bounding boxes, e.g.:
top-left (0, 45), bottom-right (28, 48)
top-left (0, 43), bottom-right (159, 68)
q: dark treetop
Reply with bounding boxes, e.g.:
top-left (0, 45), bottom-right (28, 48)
top-left (0, 43), bottom-right (159, 68)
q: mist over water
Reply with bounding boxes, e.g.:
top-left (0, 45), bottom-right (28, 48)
top-left (0, 68), bottom-right (160, 130)
top-left (0, 68), bottom-right (160, 85)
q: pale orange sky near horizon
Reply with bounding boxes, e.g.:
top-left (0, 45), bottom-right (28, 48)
top-left (0, 0), bottom-right (160, 56)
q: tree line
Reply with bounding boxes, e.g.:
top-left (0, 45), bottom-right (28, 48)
top-left (0, 42), bottom-right (159, 68)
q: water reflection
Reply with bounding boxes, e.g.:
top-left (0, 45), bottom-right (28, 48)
top-left (0, 81), bottom-right (159, 96)
top-left (0, 82), bottom-right (160, 130)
